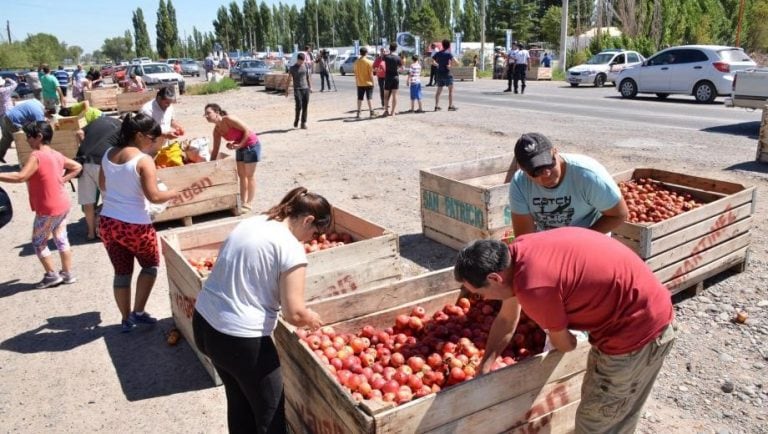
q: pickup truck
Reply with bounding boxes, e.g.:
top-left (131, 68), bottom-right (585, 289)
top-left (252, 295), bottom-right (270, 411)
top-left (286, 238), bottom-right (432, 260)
top-left (725, 68), bottom-right (768, 109)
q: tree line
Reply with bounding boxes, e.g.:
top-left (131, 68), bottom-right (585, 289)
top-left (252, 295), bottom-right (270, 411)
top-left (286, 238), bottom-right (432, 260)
top-left (0, 0), bottom-right (765, 68)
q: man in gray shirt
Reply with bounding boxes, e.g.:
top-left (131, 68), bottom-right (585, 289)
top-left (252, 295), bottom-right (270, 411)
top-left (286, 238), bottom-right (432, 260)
top-left (286, 53), bottom-right (312, 129)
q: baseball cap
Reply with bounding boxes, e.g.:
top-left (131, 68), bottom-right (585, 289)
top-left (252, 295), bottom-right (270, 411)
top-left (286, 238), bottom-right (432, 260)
top-left (514, 133), bottom-right (555, 174)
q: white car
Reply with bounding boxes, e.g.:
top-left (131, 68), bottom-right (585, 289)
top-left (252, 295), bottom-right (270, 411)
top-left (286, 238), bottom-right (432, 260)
top-left (127, 62), bottom-right (186, 94)
top-left (568, 49), bottom-right (645, 87)
top-left (617, 45), bottom-right (756, 103)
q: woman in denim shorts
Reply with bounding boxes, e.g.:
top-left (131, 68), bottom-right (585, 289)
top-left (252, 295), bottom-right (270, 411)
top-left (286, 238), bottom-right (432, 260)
top-left (205, 103), bottom-right (261, 211)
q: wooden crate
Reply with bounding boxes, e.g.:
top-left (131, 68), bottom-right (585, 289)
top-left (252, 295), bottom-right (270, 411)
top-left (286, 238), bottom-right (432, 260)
top-left (85, 87), bottom-right (119, 111)
top-left (12, 130), bottom-right (79, 166)
top-left (116, 91), bottom-right (155, 113)
top-left (612, 168), bottom-right (755, 294)
top-left (56, 115), bottom-right (87, 131)
top-left (152, 153), bottom-right (239, 226)
top-left (420, 153), bottom-right (515, 250)
top-left (526, 66), bottom-right (552, 80)
top-left (160, 207), bottom-right (402, 384)
top-left (757, 105), bottom-right (768, 163)
top-left (452, 66), bottom-right (476, 82)
top-left (275, 268), bottom-right (589, 434)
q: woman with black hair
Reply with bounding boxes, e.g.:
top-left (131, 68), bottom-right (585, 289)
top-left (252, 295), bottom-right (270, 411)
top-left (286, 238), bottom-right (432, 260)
top-left (0, 121), bottom-right (81, 288)
top-left (98, 113), bottom-right (178, 332)
top-left (193, 186), bottom-right (331, 434)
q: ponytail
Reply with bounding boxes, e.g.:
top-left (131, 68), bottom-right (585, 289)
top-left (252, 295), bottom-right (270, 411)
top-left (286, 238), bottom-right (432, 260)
top-left (265, 187), bottom-right (332, 231)
top-left (119, 112), bottom-right (161, 148)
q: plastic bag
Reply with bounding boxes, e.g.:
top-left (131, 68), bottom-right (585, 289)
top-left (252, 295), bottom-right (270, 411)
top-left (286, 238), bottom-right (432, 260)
top-left (155, 141), bottom-right (184, 168)
top-left (147, 181), bottom-right (170, 217)
top-left (186, 137), bottom-right (211, 163)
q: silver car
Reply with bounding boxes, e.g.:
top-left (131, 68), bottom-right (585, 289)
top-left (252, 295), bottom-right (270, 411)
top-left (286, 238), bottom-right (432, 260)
top-left (229, 60), bottom-right (271, 85)
top-left (180, 59), bottom-right (200, 77)
top-left (617, 45), bottom-right (756, 103)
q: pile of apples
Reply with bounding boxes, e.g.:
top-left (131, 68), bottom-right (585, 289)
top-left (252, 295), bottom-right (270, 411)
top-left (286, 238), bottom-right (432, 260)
top-left (303, 231), bottom-right (354, 254)
top-left (620, 178), bottom-right (703, 224)
top-left (187, 256), bottom-right (217, 273)
top-left (297, 296), bottom-right (545, 406)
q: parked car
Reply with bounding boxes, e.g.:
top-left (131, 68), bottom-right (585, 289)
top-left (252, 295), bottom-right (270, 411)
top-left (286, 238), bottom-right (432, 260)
top-left (229, 59), bottom-right (271, 85)
top-left (567, 49), bottom-right (645, 87)
top-left (339, 55), bottom-right (374, 76)
top-left (112, 65), bottom-right (128, 84)
top-left (126, 62), bottom-right (186, 94)
top-left (725, 68), bottom-right (768, 109)
top-left (100, 65), bottom-right (114, 77)
top-left (166, 58), bottom-right (178, 65)
top-left (180, 58), bottom-right (200, 77)
top-left (617, 45), bottom-right (756, 103)
top-left (0, 71), bottom-right (33, 99)
top-left (131, 57), bottom-right (153, 64)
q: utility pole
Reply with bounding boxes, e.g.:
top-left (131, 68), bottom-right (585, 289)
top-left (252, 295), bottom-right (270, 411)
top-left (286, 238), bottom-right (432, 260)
top-left (736, 0), bottom-right (746, 47)
top-left (559, 0), bottom-right (569, 73)
top-left (6, 20), bottom-right (10, 44)
top-left (480, 0), bottom-right (486, 71)
top-left (315, 0), bottom-right (320, 51)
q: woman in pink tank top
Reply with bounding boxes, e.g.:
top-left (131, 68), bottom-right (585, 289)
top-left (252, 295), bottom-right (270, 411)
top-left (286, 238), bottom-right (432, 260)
top-left (205, 103), bottom-right (260, 212)
top-left (0, 121), bottom-right (81, 288)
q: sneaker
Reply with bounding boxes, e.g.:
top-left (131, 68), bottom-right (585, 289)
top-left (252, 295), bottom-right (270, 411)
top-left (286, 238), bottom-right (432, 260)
top-left (503, 88), bottom-right (512, 92)
top-left (300, 123), bottom-right (307, 130)
top-left (415, 109), bottom-right (424, 113)
top-left (356, 111), bottom-right (360, 119)
top-left (370, 110), bottom-right (375, 118)
top-left (37, 272), bottom-right (63, 289)
top-left (129, 311), bottom-right (158, 325)
top-left (293, 120), bottom-right (299, 128)
top-left (59, 271), bottom-right (77, 284)
top-left (121, 319), bottom-right (137, 333)
top-left (448, 106), bottom-right (458, 111)
top-left (434, 106), bottom-right (442, 111)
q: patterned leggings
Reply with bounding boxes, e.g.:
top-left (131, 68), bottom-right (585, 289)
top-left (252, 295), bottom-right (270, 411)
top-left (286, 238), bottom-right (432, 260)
top-left (32, 213), bottom-right (70, 258)
top-left (99, 215), bottom-right (159, 276)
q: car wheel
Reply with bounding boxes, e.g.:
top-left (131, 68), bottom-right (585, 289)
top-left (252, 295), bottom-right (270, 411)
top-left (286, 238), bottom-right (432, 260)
top-left (340, 68), bottom-right (346, 76)
top-left (594, 74), bottom-right (606, 87)
top-left (619, 79), bottom-right (638, 98)
top-left (693, 81), bottom-right (717, 103)
top-left (655, 93), bottom-right (669, 100)
top-left (569, 83), bottom-right (579, 87)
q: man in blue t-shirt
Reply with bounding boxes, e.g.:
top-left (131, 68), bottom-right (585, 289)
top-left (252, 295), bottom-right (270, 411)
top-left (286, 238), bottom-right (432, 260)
top-left (507, 133), bottom-right (628, 236)
top-left (432, 39), bottom-right (458, 112)
top-left (54, 65), bottom-right (70, 97)
top-left (0, 99), bottom-right (46, 163)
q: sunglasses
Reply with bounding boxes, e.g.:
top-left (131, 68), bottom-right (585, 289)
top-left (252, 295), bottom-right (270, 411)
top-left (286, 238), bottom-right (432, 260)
top-left (528, 161), bottom-right (557, 178)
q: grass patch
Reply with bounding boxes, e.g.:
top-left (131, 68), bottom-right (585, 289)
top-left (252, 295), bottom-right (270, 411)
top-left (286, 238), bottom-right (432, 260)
top-left (551, 68), bottom-right (566, 81)
top-left (476, 68), bottom-right (494, 79)
top-left (186, 77), bottom-right (240, 95)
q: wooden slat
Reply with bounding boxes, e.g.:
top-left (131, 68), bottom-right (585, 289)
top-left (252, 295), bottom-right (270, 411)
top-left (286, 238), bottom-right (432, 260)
top-left (117, 91), bottom-right (155, 113)
top-left (421, 153), bottom-right (514, 184)
top-left (153, 194), bottom-right (238, 223)
top-left (509, 400), bottom-right (580, 434)
top-left (422, 226), bottom-right (466, 251)
top-left (305, 257), bottom-right (401, 302)
top-left (665, 247), bottom-right (748, 294)
top-left (307, 235), bottom-right (397, 275)
top-left (631, 168), bottom-right (747, 195)
top-left (654, 232), bottom-right (751, 283)
top-left (56, 115), bottom-right (86, 131)
top-left (332, 207), bottom-right (388, 239)
top-left (421, 178), bottom-right (489, 210)
top-left (13, 130), bottom-right (79, 166)
top-left (422, 208), bottom-right (491, 243)
top-left (158, 156), bottom-right (237, 187)
top-left (424, 374), bottom-right (583, 433)
top-left (172, 220), bottom-right (241, 251)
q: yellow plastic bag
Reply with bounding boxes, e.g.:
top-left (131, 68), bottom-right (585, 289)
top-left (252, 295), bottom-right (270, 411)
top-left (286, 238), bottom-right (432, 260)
top-left (155, 141), bottom-right (184, 168)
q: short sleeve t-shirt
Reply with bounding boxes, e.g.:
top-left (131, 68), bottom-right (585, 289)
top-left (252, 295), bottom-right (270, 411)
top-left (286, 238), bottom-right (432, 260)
top-left (195, 215), bottom-right (308, 338)
top-left (354, 57), bottom-right (374, 87)
top-left (79, 116), bottom-right (122, 162)
top-left (383, 54), bottom-right (402, 79)
top-left (509, 153), bottom-right (621, 231)
top-left (433, 51), bottom-right (453, 74)
top-left (409, 62), bottom-right (422, 84)
top-left (510, 227), bottom-right (674, 355)
top-left (27, 148), bottom-right (70, 216)
top-left (288, 64), bottom-right (309, 89)
top-left (140, 99), bottom-right (174, 134)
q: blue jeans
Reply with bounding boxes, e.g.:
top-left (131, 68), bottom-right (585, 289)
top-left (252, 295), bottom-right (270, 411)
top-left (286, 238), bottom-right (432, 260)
top-left (235, 142), bottom-right (261, 163)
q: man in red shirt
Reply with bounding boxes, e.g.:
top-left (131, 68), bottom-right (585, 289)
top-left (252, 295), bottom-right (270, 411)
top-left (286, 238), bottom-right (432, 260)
top-left (454, 227), bottom-right (675, 433)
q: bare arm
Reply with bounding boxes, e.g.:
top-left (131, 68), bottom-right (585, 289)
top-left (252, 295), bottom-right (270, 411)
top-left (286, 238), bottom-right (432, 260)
top-left (57, 86), bottom-right (65, 107)
top-left (60, 156), bottom-right (82, 184)
top-left (210, 127), bottom-right (222, 160)
top-left (98, 165), bottom-right (105, 191)
top-left (479, 297), bottom-right (521, 374)
top-left (590, 198), bottom-right (629, 234)
top-left (0, 156), bottom-right (39, 183)
top-left (279, 264), bottom-right (323, 329)
top-left (137, 156), bottom-right (178, 203)
top-left (511, 213), bottom-right (536, 238)
top-left (547, 328), bottom-right (577, 353)
top-left (285, 72), bottom-right (293, 96)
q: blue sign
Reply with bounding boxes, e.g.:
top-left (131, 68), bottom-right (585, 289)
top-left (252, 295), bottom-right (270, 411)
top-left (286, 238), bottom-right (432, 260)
top-left (414, 36), bottom-right (421, 56)
top-left (505, 30), bottom-right (513, 52)
top-left (353, 40), bottom-right (360, 56)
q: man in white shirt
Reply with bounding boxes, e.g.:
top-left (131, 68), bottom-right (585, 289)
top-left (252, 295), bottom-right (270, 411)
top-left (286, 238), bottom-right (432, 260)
top-left (512, 43), bottom-right (530, 94)
top-left (140, 86), bottom-right (184, 141)
top-left (503, 45), bottom-right (518, 92)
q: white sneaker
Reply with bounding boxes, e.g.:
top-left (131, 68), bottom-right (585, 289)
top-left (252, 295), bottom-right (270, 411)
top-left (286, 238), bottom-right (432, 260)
top-left (37, 272), bottom-right (63, 289)
top-left (59, 271), bottom-right (77, 284)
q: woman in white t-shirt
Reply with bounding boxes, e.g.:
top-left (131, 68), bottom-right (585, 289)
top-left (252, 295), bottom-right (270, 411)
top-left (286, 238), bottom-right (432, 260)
top-left (193, 186), bottom-right (330, 433)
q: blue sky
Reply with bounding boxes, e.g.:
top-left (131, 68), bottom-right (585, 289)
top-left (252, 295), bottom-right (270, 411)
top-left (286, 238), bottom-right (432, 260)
top-left (6, 0), bottom-right (298, 54)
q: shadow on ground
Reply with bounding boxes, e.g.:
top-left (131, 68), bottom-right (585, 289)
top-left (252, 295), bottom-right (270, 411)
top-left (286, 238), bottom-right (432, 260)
top-left (1, 312), bottom-right (215, 401)
top-left (701, 121), bottom-right (761, 139)
top-left (724, 160), bottom-right (768, 175)
top-left (398, 233), bottom-right (457, 271)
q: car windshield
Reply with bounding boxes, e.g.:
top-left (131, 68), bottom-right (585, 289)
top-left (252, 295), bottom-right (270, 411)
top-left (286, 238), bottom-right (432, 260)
top-left (345, 57), bottom-right (357, 64)
top-left (143, 64), bottom-right (173, 74)
top-left (718, 49), bottom-right (753, 62)
top-left (586, 53), bottom-right (617, 65)
top-left (182, 59), bottom-right (196, 64)
top-left (240, 61), bottom-right (267, 69)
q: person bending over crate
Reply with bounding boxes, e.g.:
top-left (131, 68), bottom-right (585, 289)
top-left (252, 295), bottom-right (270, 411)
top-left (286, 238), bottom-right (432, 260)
top-left (454, 227), bottom-right (676, 434)
top-left (193, 187), bottom-right (329, 434)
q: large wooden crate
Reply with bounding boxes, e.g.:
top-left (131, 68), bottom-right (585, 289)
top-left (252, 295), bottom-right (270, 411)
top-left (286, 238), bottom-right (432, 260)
top-left (420, 154), bottom-right (514, 250)
top-left (56, 115), bottom-right (87, 131)
top-left (160, 207), bottom-right (402, 384)
top-left (452, 66), bottom-right (476, 82)
top-left (12, 130), bottom-right (79, 166)
top-left (757, 105), bottom-right (768, 163)
top-left (526, 66), bottom-right (552, 80)
top-left (85, 86), bottom-right (120, 111)
top-left (116, 91), bottom-right (155, 113)
top-left (152, 153), bottom-right (239, 226)
top-left (275, 268), bottom-right (589, 434)
top-left (612, 168), bottom-right (755, 294)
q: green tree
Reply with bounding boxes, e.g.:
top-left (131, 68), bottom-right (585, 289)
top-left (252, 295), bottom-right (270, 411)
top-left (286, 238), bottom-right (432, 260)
top-left (102, 35), bottom-right (134, 63)
top-left (0, 42), bottom-right (30, 69)
top-left (66, 45), bottom-right (84, 63)
top-left (261, 2), bottom-right (275, 49)
top-left (23, 33), bottom-right (65, 66)
top-left (167, 0), bottom-right (181, 56)
top-left (133, 8), bottom-right (152, 58)
top-left (747, 0), bottom-right (768, 52)
top-left (459, 0), bottom-right (479, 41)
top-left (540, 5), bottom-right (561, 47)
top-left (410, 3), bottom-right (447, 44)
top-left (213, 5), bottom-right (231, 51)
top-left (229, 1), bottom-right (246, 50)
top-left (243, 0), bottom-right (261, 51)
top-left (156, 0), bottom-right (173, 58)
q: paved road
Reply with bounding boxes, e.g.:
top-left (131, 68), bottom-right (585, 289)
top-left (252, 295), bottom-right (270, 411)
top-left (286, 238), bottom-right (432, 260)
top-left (326, 73), bottom-right (762, 136)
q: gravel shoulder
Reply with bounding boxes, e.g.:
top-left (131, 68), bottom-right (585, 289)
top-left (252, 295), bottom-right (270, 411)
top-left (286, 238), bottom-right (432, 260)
top-left (0, 77), bottom-right (766, 433)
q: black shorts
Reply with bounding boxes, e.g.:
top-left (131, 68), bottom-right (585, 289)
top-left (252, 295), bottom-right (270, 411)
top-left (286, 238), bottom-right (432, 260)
top-left (357, 86), bottom-right (373, 100)
top-left (384, 77), bottom-right (399, 91)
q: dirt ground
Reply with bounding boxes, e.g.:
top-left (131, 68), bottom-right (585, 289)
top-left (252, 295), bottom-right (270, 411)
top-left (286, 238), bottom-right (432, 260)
top-left (1, 77), bottom-right (767, 433)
